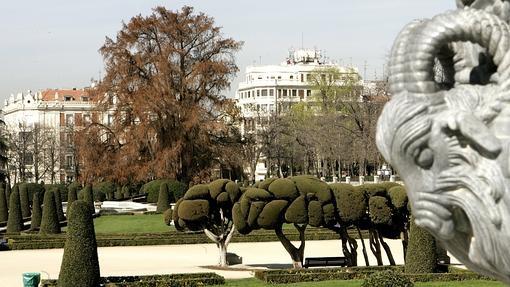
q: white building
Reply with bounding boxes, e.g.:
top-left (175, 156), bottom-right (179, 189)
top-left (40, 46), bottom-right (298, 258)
top-left (235, 49), bottom-right (362, 181)
top-left (3, 87), bottom-right (108, 184)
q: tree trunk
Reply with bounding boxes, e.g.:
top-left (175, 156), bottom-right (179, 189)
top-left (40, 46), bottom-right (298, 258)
top-left (369, 228), bottom-right (383, 265)
top-left (379, 235), bottom-right (395, 265)
top-left (275, 223), bottom-right (306, 268)
top-left (204, 227), bottom-right (235, 267)
top-left (357, 226), bottom-right (370, 266)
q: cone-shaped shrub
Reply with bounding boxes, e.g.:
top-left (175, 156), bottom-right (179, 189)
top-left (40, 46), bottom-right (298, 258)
top-left (54, 189), bottom-right (66, 222)
top-left (67, 187), bottom-right (78, 207)
top-left (157, 183), bottom-right (171, 212)
top-left (40, 190), bottom-right (61, 234)
top-left (5, 184), bottom-right (11, 205)
top-left (82, 184), bottom-right (95, 214)
top-left (58, 200), bottom-right (100, 287)
top-left (0, 185), bottom-right (8, 222)
top-left (405, 216), bottom-right (437, 273)
top-left (19, 183), bottom-right (31, 218)
top-left (6, 188), bottom-right (23, 233)
top-left (31, 192), bottom-right (42, 230)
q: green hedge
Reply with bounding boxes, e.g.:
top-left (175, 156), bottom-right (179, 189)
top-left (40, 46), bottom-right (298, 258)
top-left (254, 266), bottom-right (492, 284)
top-left (141, 179), bottom-right (187, 203)
top-left (6, 227), bottom-right (356, 250)
top-left (41, 273), bottom-right (225, 287)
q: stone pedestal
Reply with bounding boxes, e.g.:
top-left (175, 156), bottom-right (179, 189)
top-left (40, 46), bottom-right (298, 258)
top-left (345, 176), bottom-right (351, 184)
top-left (359, 176), bottom-right (365, 185)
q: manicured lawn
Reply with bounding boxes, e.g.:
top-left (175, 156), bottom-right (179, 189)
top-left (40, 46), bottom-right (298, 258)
top-left (215, 279), bottom-right (503, 287)
top-left (93, 214), bottom-right (174, 234)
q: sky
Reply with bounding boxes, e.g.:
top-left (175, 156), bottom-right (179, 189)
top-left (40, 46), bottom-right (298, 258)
top-left (0, 1), bottom-right (455, 103)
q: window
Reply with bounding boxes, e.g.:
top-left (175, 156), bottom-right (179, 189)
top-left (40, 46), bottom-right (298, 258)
top-left (300, 74), bottom-right (304, 82)
top-left (269, 104), bottom-right (275, 112)
top-left (269, 89), bottom-right (274, 97)
top-left (107, 114), bottom-right (114, 125)
top-left (83, 114), bottom-right (91, 124)
top-left (261, 89), bottom-right (268, 97)
top-left (66, 114), bottom-right (74, 126)
top-left (292, 89), bottom-right (297, 97)
top-left (278, 89), bottom-right (282, 98)
top-left (248, 91), bottom-right (251, 98)
top-left (283, 90), bottom-right (287, 97)
top-left (24, 152), bottom-right (34, 165)
top-left (306, 74), bottom-right (311, 82)
top-left (64, 96), bottom-right (73, 101)
top-left (290, 75), bottom-right (294, 80)
top-left (277, 76), bottom-right (282, 80)
top-left (66, 133), bottom-right (73, 146)
top-left (81, 96), bottom-right (89, 102)
top-left (256, 90), bottom-right (260, 97)
top-left (307, 90), bottom-right (311, 98)
top-left (66, 155), bottom-right (74, 169)
top-left (299, 90), bottom-right (304, 99)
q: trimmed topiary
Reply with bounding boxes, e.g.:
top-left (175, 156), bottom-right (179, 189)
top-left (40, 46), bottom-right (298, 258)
top-left (141, 179), bottom-right (187, 203)
top-left (247, 201), bottom-right (265, 227)
top-left (40, 190), bottom-right (61, 234)
top-left (183, 184), bottom-right (210, 200)
top-left (362, 270), bottom-right (413, 287)
top-left (209, 179), bottom-right (229, 199)
top-left (177, 200), bottom-right (209, 222)
top-left (19, 183), bottom-right (31, 218)
top-left (53, 189), bottom-right (66, 222)
top-left (58, 200), bottom-right (100, 287)
top-left (82, 184), bottom-right (95, 214)
top-left (163, 208), bottom-right (173, 226)
top-left (285, 196), bottom-right (308, 224)
top-left (359, 184), bottom-right (387, 197)
top-left (93, 181), bottom-right (115, 201)
top-left (307, 200), bottom-right (323, 227)
top-left (0, 185), bottom-right (7, 222)
top-left (333, 183), bottom-right (366, 223)
top-left (405, 216), bottom-right (438, 273)
top-left (6, 187), bottom-right (23, 233)
top-left (388, 186), bottom-right (408, 211)
top-left (5, 184), bottom-right (11, 205)
top-left (369, 196), bottom-right (393, 225)
top-left (30, 191), bottom-right (42, 230)
top-left (68, 187), bottom-right (78, 207)
top-left (257, 200), bottom-right (288, 229)
top-left (268, 178), bottom-right (299, 200)
top-left (156, 183), bottom-right (171, 212)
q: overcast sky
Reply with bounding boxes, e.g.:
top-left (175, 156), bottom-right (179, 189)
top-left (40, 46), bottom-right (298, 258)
top-left (0, 1), bottom-right (455, 103)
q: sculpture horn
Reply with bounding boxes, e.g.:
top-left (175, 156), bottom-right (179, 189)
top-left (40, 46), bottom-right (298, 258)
top-left (388, 8), bottom-right (510, 95)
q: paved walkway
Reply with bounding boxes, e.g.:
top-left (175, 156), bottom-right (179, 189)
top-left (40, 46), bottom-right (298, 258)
top-left (0, 239), bottom-right (460, 287)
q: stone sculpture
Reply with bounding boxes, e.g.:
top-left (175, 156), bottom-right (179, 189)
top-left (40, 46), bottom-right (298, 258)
top-left (376, 1), bottom-right (510, 284)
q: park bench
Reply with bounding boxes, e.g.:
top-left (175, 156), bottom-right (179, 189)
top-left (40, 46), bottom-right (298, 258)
top-left (304, 256), bottom-right (350, 268)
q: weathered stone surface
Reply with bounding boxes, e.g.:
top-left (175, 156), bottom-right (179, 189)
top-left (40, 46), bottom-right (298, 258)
top-left (377, 3), bottom-right (510, 284)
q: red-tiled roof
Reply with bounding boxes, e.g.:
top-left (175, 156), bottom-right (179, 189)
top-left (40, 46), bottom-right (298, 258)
top-left (41, 89), bottom-right (93, 102)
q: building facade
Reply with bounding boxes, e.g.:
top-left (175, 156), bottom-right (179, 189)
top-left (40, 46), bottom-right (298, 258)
top-left (235, 49), bottom-right (362, 181)
top-left (3, 88), bottom-right (106, 184)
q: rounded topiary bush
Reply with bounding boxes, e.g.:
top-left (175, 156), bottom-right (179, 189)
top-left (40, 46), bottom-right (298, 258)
top-left (332, 183), bottom-right (366, 223)
top-left (0, 185), bottom-right (8, 222)
top-left (6, 187), bottom-right (23, 233)
top-left (362, 270), bottom-right (413, 287)
top-left (39, 190), bottom-right (61, 234)
top-left (369, 196), bottom-right (393, 225)
top-left (405, 216), bottom-right (438, 273)
top-left (157, 183), bottom-right (171, 212)
top-left (53, 189), bottom-right (66, 222)
top-left (58, 200), bottom-right (100, 287)
top-left (68, 187), bottom-right (78, 207)
top-left (31, 191), bottom-right (42, 230)
top-left (93, 181), bottom-right (115, 201)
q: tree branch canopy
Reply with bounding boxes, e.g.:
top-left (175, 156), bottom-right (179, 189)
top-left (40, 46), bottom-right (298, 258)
top-left (77, 6), bottom-right (244, 184)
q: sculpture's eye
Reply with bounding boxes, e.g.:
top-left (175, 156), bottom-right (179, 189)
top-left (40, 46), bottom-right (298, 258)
top-left (415, 148), bottom-right (434, 169)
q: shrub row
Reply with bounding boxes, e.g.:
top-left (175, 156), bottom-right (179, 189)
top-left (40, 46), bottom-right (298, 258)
top-left (5, 228), bottom-right (352, 250)
top-left (254, 266), bottom-right (492, 284)
top-left (41, 273), bottom-right (225, 287)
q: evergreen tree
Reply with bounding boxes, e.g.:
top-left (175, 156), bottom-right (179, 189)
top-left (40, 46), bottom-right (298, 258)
top-left (0, 185), bottom-right (8, 222)
top-left (67, 187), bottom-right (78, 207)
top-left (19, 183), bottom-right (31, 218)
top-left (58, 200), bottom-right (100, 287)
top-left (83, 184), bottom-right (95, 214)
top-left (405, 217), bottom-right (437, 273)
top-left (31, 192), bottom-right (42, 230)
top-left (156, 183), bottom-right (170, 212)
top-left (40, 190), bottom-right (61, 234)
top-left (53, 189), bottom-right (66, 222)
top-left (6, 188), bottom-right (23, 233)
